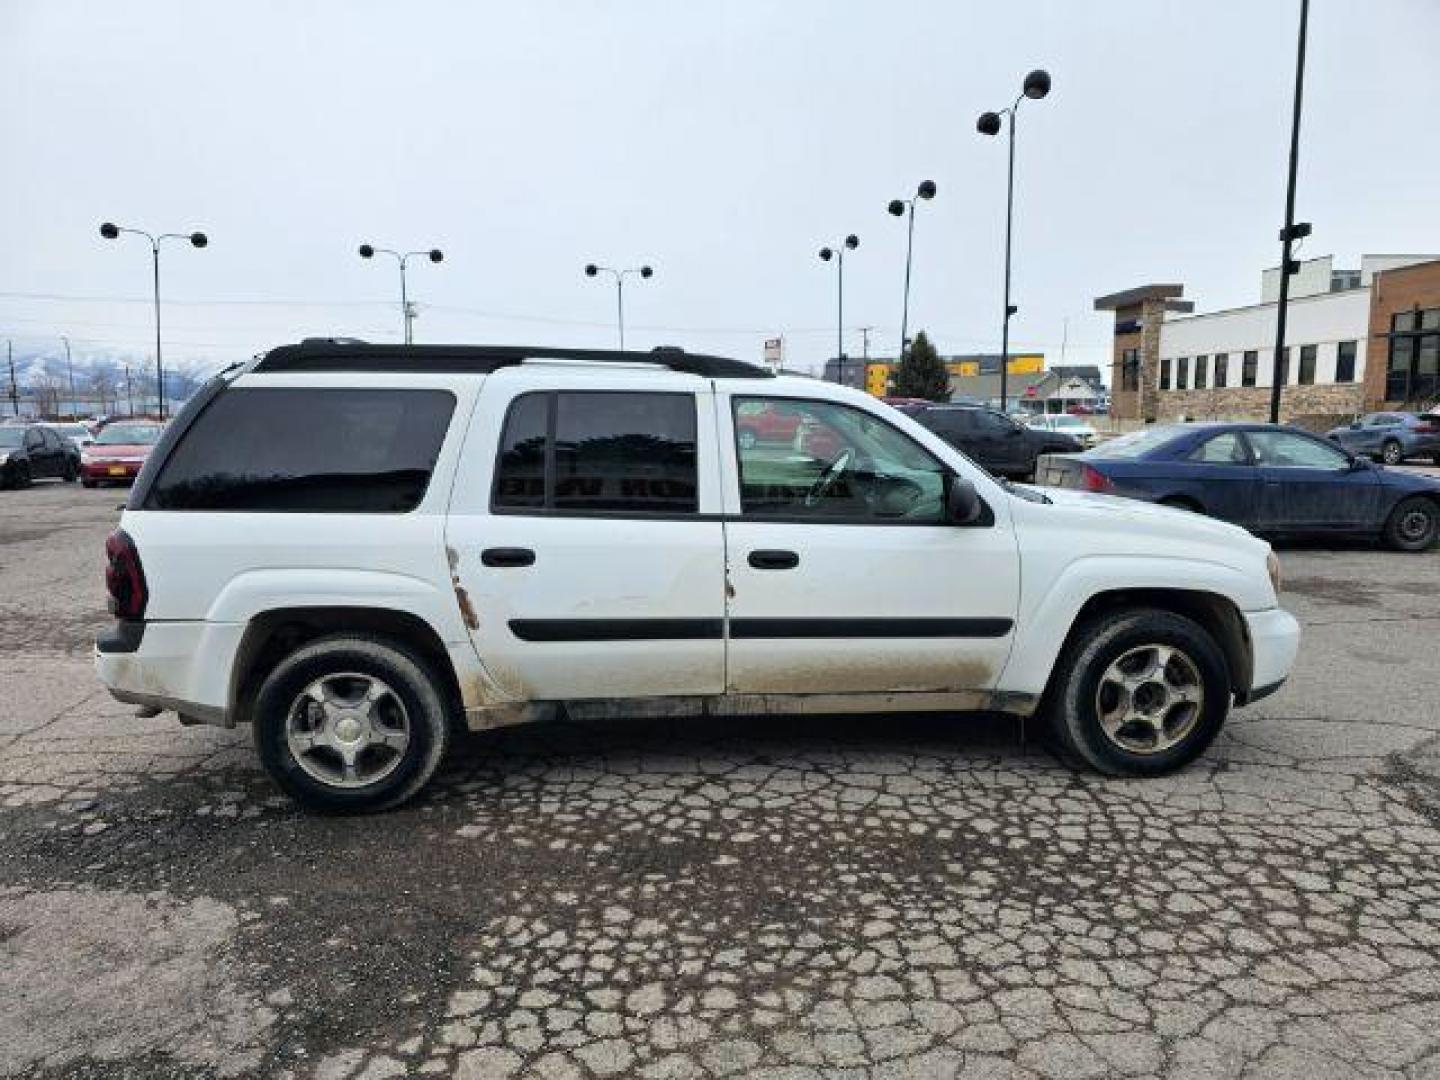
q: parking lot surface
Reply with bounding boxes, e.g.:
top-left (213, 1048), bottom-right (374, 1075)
top-left (2, 481), bottom-right (1439, 1080)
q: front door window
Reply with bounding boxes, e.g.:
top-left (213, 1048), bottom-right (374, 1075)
top-left (732, 397), bottom-right (946, 521)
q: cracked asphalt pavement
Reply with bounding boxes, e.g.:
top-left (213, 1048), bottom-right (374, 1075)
top-left (2, 481), bottom-right (1439, 1079)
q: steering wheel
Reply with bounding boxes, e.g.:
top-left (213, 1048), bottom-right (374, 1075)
top-left (804, 448), bottom-right (854, 507)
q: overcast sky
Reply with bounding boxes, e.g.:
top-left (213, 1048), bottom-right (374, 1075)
top-left (3, 0), bottom-right (1437, 380)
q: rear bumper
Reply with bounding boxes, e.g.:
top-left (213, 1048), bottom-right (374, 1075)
top-left (94, 619), bottom-right (245, 727)
top-left (81, 460), bottom-right (143, 481)
top-left (1238, 607), bottom-right (1301, 704)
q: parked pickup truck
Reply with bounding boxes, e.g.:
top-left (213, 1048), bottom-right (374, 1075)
top-left (96, 341), bottom-right (1300, 812)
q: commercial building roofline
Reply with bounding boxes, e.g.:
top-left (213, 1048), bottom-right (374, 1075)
top-left (1094, 284), bottom-right (1187, 311)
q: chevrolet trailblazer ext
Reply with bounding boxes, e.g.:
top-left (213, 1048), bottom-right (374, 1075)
top-left (96, 342), bottom-right (1300, 812)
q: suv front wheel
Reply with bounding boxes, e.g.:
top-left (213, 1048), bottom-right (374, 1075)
top-left (252, 635), bottom-right (451, 813)
top-left (1046, 609), bottom-right (1230, 776)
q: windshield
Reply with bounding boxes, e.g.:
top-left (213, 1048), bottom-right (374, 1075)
top-left (95, 423), bottom-right (162, 446)
top-left (0, 428), bottom-right (25, 449)
top-left (53, 424), bottom-right (88, 437)
top-left (1086, 425), bottom-right (1185, 459)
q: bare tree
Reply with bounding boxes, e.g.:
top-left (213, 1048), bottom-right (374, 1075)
top-left (30, 370), bottom-right (63, 418)
top-left (88, 366), bottom-right (117, 415)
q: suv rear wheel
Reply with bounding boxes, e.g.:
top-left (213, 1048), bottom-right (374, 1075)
top-left (1383, 496), bottom-right (1439, 552)
top-left (252, 635), bottom-right (451, 813)
top-left (1046, 609), bottom-right (1230, 776)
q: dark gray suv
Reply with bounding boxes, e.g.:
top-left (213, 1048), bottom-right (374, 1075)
top-left (911, 404), bottom-right (1081, 479)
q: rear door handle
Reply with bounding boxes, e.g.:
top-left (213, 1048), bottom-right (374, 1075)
top-left (748, 549), bottom-right (799, 570)
top-left (481, 547), bottom-right (536, 568)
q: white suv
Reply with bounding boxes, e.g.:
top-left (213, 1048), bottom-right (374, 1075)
top-left (96, 342), bottom-right (1300, 812)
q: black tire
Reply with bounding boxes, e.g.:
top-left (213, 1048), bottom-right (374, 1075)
top-left (62, 459), bottom-right (78, 482)
top-left (15, 463), bottom-right (31, 489)
top-left (1381, 439), bottom-right (1403, 466)
top-left (81, 479), bottom-right (97, 489)
top-left (1382, 496), bottom-right (1440, 553)
top-left (1045, 609), bottom-right (1231, 777)
top-left (252, 634), bottom-right (452, 813)
top-left (1432, 451), bottom-right (1440, 467)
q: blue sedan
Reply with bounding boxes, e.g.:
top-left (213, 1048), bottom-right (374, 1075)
top-left (1035, 422), bottom-right (1440, 551)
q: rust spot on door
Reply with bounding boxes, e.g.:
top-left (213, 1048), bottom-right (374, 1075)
top-left (446, 546), bottom-right (480, 630)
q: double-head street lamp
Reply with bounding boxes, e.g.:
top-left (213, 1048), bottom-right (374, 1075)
top-left (887, 180), bottom-right (937, 364)
top-left (977, 68), bottom-right (1051, 412)
top-left (819, 234), bottom-right (860, 384)
top-left (358, 244), bottom-right (444, 344)
top-left (99, 221), bottom-right (208, 420)
top-left (584, 263), bottom-right (653, 350)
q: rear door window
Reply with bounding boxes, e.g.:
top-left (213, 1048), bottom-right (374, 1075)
top-left (146, 388), bottom-right (455, 512)
top-left (492, 391), bottom-right (698, 514)
top-left (1188, 432), bottom-right (1250, 465)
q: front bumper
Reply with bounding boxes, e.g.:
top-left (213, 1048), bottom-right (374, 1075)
top-left (1238, 607), bottom-right (1301, 704)
top-left (94, 619), bottom-right (245, 727)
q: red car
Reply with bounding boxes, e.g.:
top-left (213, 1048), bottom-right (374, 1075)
top-left (735, 401), bottom-right (803, 449)
top-left (80, 421), bottom-right (164, 487)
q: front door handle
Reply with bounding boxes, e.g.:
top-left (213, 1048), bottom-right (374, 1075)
top-left (481, 547), bottom-right (536, 568)
top-left (748, 549), bottom-right (799, 570)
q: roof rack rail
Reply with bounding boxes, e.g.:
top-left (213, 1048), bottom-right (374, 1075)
top-left (254, 341), bottom-right (774, 379)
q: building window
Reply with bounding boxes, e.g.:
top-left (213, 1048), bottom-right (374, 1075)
top-left (1159, 357), bottom-right (1171, 390)
top-left (1195, 355), bottom-right (1208, 389)
top-left (1214, 353), bottom-right (1228, 388)
top-left (1298, 344), bottom-right (1317, 385)
top-left (1335, 341), bottom-right (1356, 383)
top-left (1387, 309), bottom-right (1440, 403)
top-left (1120, 348), bottom-right (1140, 392)
top-left (1176, 357), bottom-right (1189, 390)
top-left (1242, 350), bottom-right (1258, 387)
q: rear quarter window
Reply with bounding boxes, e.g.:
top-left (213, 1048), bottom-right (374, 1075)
top-left (145, 387), bottom-right (455, 512)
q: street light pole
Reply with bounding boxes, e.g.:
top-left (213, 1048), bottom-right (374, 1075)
top-left (819, 235), bottom-right (860, 385)
top-left (888, 181), bottom-right (937, 364)
top-left (583, 264), bottom-right (654, 350)
top-left (359, 245), bottom-right (445, 344)
top-left (61, 336), bottom-right (74, 418)
top-left (6, 340), bottom-right (17, 417)
top-left (99, 222), bottom-right (208, 420)
top-left (1268, 0), bottom-right (1311, 426)
top-left (978, 70), bottom-right (1051, 413)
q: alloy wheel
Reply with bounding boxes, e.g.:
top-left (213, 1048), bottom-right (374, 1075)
top-left (1094, 644), bottom-right (1205, 755)
top-left (286, 672), bottom-right (411, 788)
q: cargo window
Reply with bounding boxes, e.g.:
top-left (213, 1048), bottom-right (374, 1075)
top-left (492, 391), bottom-right (698, 515)
top-left (145, 388), bottom-right (455, 512)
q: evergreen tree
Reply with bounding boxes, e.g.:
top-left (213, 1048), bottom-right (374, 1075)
top-left (890, 331), bottom-right (950, 401)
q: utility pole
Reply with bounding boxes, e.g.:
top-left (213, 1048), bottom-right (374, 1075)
top-left (1268, 0), bottom-right (1311, 425)
top-left (124, 365), bottom-right (135, 417)
top-left (61, 336), bottom-right (75, 418)
top-left (7, 341), bottom-right (18, 417)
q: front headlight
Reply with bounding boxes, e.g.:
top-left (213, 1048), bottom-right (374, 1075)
top-left (1266, 550), bottom-right (1282, 594)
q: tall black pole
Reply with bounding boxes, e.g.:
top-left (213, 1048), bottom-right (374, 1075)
top-left (7, 341), bottom-right (17, 417)
top-left (900, 203), bottom-right (916, 365)
top-left (151, 241), bottom-right (166, 420)
top-left (1269, 0), bottom-right (1309, 425)
top-left (999, 110), bottom-right (1017, 413)
top-left (837, 250), bottom-right (845, 386)
top-left (616, 276), bottom-right (626, 350)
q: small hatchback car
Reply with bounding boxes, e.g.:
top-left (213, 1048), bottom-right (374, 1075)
top-left (96, 342), bottom-right (1300, 812)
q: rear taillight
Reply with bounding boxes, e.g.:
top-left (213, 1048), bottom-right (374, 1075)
top-left (1079, 464), bottom-right (1115, 494)
top-left (1414, 421), bottom-right (1439, 434)
top-left (104, 529), bottom-right (148, 620)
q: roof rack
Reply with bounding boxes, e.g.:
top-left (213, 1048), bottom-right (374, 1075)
top-left (254, 341), bottom-right (774, 379)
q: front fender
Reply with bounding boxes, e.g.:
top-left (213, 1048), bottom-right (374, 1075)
top-left (998, 554), bottom-right (1272, 698)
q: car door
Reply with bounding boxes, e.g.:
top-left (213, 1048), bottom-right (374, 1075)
top-left (42, 428), bottom-right (68, 474)
top-left (719, 392), bottom-right (1019, 696)
top-left (22, 429), bottom-right (51, 477)
top-left (1179, 431), bottom-right (1260, 527)
top-left (1246, 429), bottom-right (1380, 531)
top-left (977, 409), bottom-right (1031, 475)
top-left (446, 375), bottom-right (727, 701)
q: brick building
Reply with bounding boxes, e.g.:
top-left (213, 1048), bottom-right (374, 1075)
top-left (1097, 255), bottom-right (1440, 422)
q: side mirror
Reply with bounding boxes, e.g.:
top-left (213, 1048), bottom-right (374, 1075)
top-left (1349, 421), bottom-right (1361, 430)
top-left (1349, 456), bottom-right (1371, 472)
top-left (946, 476), bottom-right (984, 525)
